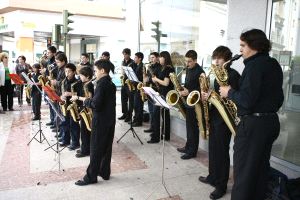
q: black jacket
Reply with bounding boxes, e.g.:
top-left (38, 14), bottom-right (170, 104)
top-left (84, 75), bottom-right (116, 127)
top-left (228, 52), bottom-right (284, 116)
top-left (184, 63), bottom-right (205, 92)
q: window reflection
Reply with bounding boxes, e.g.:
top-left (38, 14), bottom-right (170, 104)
top-left (271, 0), bottom-right (300, 166)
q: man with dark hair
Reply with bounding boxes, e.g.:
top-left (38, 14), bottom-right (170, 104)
top-left (101, 51), bottom-right (110, 60)
top-left (118, 48), bottom-right (134, 122)
top-left (219, 29), bottom-right (284, 200)
top-left (199, 46), bottom-right (240, 199)
top-left (131, 52), bottom-right (144, 127)
top-left (177, 50), bottom-right (205, 159)
top-left (75, 59), bottom-right (116, 186)
top-left (143, 52), bottom-right (160, 133)
top-left (80, 53), bottom-right (92, 69)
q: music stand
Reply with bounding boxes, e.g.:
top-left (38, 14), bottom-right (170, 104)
top-left (117, 66), bottom-right (143, 145)
top-left (143, 86), bottom-right (172, 198)
top-left (9, 74), bottom-right (24, 108)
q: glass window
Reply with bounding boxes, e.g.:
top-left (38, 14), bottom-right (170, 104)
top-left (140, 0), bottom-right (228, 120)
top-left (270, 0), bottom-right (300, 166)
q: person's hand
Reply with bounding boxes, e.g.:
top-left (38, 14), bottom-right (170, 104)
top-left (219, 86), bottom-right (231, 98)
top-left (70, 95), bottom-right (78, 102)
top-left (179, 87), bottom-right (189, 96)
top-left (201, 91), bottom-right (209, 101)
top-left (64, 92), bottom-right (72, 97)
top-left (152, 76), bottom-right (157, 83)
top-left (50, 79), bottom-right (57, 86)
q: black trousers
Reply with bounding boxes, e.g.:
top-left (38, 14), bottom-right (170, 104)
top-left (152, 105), bottom-right (170, 141)
top-left (148, 100), bottom-right (155, 130)
top-left (133, 90), bottom-right (143, 123)
top-left (84, 124), bottom-right (115, 182)
top-left (231, 114), bottom-right (280, 200)
top-left (185, 107), bottom-right (199, 156)
top-left (32, 91), bottom-right (41, 117)
top-left (61, 114), bottom-right (80, 146)
top-left (208, 110), bottom-right (231, 191)
top-left (0, 80), bottom-right (14, 110)
top-left (80, 119), bottom-right (91, 155)
top-left (128, 90), bottom-right (134, 119)
top-left (120, 85), bottom-right (128, 115)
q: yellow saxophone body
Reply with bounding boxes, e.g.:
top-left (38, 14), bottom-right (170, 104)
top-left (79, 80), bottom-right (93, 132)
top-left (67, 81), bottom-right (80, 122)
top-left (125, 79), bottom-right (135, 92)
top-left (166, 72), bottom-right (186, 118)
top-left (59, 78), bottom-right (68, 116)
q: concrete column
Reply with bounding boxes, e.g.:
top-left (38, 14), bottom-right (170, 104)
top-left (226, 0), bottom-right (270, 73)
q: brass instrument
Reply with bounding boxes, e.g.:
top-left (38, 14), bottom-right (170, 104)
top-left (207, 54), bottom-right (242, 136)
top-left (125, 79), bottom-right (135, 92)
top-left (67, 81), bottom-right (80, 122)
top-left (24, 73), bottom-right (32, 100)
top-left (120, 75), bottom-right (125, 86)
top-left (186, 73), bottom-right (211, 139)
top-left (59, 78), bottom-right (68, 116)
top-left (79, 80), bottom-right (93, 132)
top-left (137, 82), bottom-right (147, 102)
top-left (166, 72), bottom-right (186, 118)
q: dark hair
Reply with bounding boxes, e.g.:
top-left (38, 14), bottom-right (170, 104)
top-left (122, 48), bottom-right (131, 55)
top-left (94, 59), bottom-right (114, 74)
top-left (18, 55), bottom-right (26, 62)
top-left (65, 63), bottom-right (77, 72)
top-left (185, 50), bottom-right (197, 60)
top-left (135, 52), bottom-right (144, 61)
top-left (150, 52), bottom-right (159, 57)
top-left (240, 29), bottom-right (271, 53)
top-left (55, 52), bottom-right (68, 63)
top-left (55, 51), bottom-right (64, 56)
top-left (212, 46), bottom-right (232, 61)
top-left (81, 53), bottom-right (89, 58)
top-left (102, 51), bottom-right (110, 57)
top-left (32, 63), bottom-right (41, 69)
top-left (47, 46), bottom-right (57, 54)
top-left (79, 66), bottom-right (94, 79)
top-left (159, 51), bottom-right (173, 67)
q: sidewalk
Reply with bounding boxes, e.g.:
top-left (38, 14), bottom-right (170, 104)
top-left (0, 92), bottom-right (232, 200)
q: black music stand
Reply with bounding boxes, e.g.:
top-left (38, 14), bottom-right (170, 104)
top-left (117, 66), bottom-right (143, 145)
top-left (143, 86), bottom-right (172, 198)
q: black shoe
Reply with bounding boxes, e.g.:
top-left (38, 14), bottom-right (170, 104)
top-left (132, 122), bottom-right (142, 127)
top-left (124, 117), bottom-right (131, 122)
top-left (76, 149), bottom-right (81, 154)
top-left (198, 176), bottom-right (215, 186)
top-left (99, 174), bottom-right (110, 180)
top-left (147, 139), bottom-right (159, 144)
top-left (181, 153), bottom-right (196, 160)
top-left (59, 142), bottom-right (70, 147)
top-left (75, 153), bottom-right (89, 158)
top-left (118, 114), bottom-right (126, 120)
top-left (8, 108), bottom-right (14, 111)
top-left (177, 147), bottom-right (186, 153)
top-left (3, 109), bottom-right (7, 112)
top-left (46, 122), bottom-right (53, 126)
top-left (68, 145), bottom-right (80, 150)
top-left (144, 128), bottom-right (153, 133)
top-left (32, 117), bottom-right (41, 121)
top-left (209, 189), bottom-right (226, 199)
top-left (75, 179), bottom-right (97, 186)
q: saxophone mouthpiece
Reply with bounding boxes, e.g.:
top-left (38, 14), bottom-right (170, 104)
top-left (231, 54), bottom-right (242, 62)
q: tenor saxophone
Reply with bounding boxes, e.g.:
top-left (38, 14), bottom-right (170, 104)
top-left (166, 72), bottom-right (186, 118)
top-left (137, 82), bottom-right (147, 102)
top-left (67, 81), bottom-right (80, 122)
top-left (125, 79), bottom-right (135, 92)
top-left (79, 80), bottom-right (93, 132)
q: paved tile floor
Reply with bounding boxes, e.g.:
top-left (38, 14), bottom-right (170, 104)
top-left (0, 92), bottom-right (232, 200)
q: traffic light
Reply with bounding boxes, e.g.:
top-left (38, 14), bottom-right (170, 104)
top-left (151, 21), bottom-right (167, 52)
top-left (63, 10), bottom-right (74, 34)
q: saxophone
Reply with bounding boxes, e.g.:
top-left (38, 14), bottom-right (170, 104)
top-left (67, 81), bottom-right (80, 122)
top-left (166, 72), bottom-right (186, 118)
top-left (79, 80), bottom-right (93, 132)
top-left (207, 55), bottom-right (242, 136)
top-left (125, 79), bottom-right (135, 92)
top-left (59, 78), bottom-right (68, 116)
top-left (25, 72), bottom-right (32, 99)
top-left (120, 75), bottom-right (125, 86)
top-left (137, 82), bottom-right (147, 102)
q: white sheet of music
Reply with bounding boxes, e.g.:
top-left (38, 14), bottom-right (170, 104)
top-left (142, 87), bottom-right (170, 109)
top-left (123, 66), bottom-right (139, 82)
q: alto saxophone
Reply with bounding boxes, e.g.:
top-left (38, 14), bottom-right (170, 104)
top-left (137, 82), bottom-right (147, 102)
top-left (79, 80), bottom-right (93, 132)
top-left (166, 72), bottom-right (186, 118)
top-left (67, 81), bottom-right (80, 122)
top-left (25, 72), bottom-right (32, 100)
top-left (59, 78), bottom-right (68, 116)
top-left (125, 79), bottom-right (135, 92)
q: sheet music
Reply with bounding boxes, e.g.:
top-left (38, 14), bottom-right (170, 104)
top-left (142, 87), bottom-right (170, 109)
top-left (123, 66), bottom-right (139, 82)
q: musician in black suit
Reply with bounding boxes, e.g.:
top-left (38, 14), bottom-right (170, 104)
top-left (75, 59), bottom-right (116, 186)
top-left (31, 63), bottom-right (42, 120)
top-left (177, 50), bottom-right (205, 160)
top-left (219, 29), bottom-right (284, 200)
top-left (199, 46), bottom-right (240, 199)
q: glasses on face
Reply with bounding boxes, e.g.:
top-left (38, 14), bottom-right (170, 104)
top-left (4, 57), bottom-right (8, 59)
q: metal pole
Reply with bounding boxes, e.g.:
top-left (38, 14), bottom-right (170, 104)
top-left (138, 0), bottom-right (141, 52)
